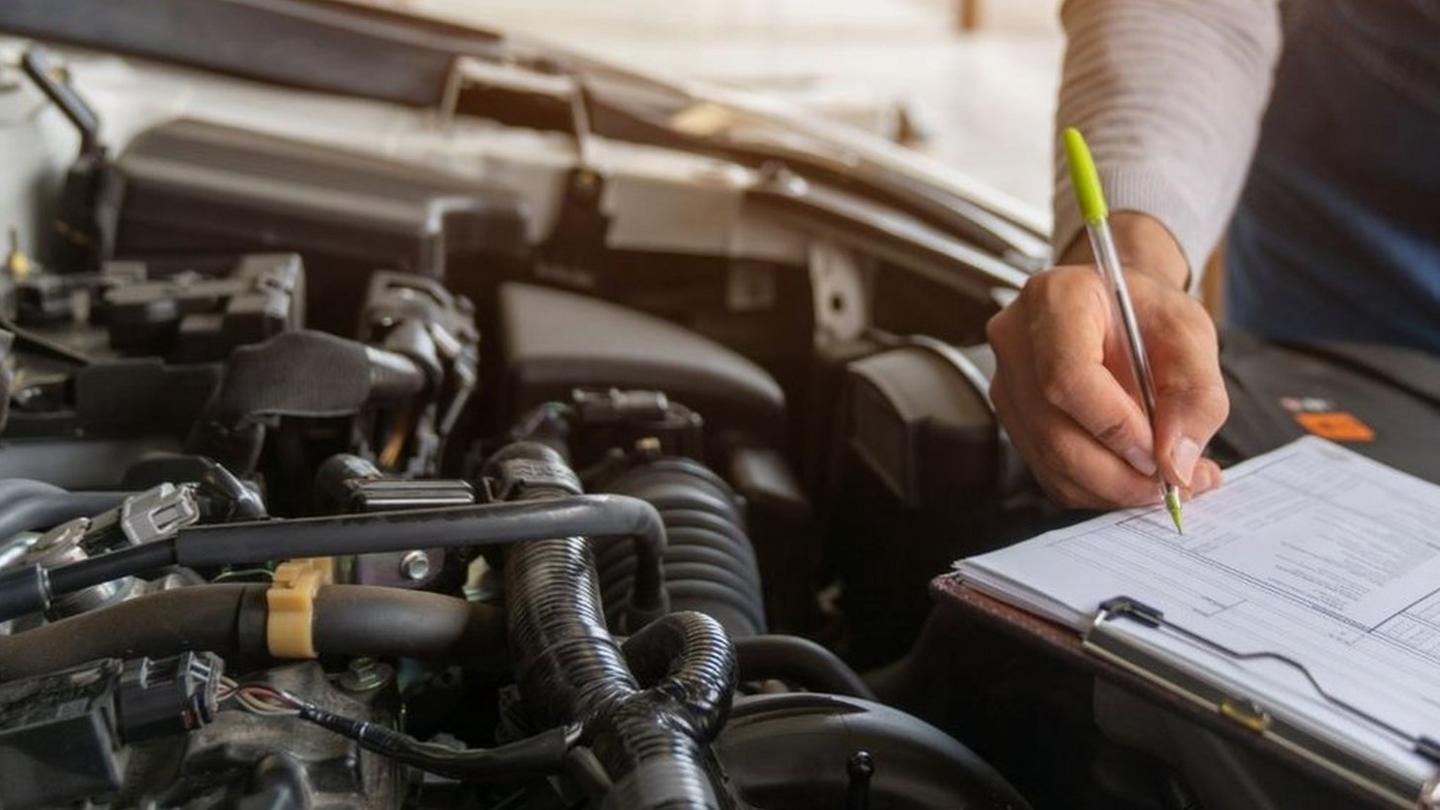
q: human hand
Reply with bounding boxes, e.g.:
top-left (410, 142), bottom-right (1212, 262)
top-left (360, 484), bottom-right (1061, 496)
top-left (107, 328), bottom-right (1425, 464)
top-left (986, 214), bottom-right (1228, 508)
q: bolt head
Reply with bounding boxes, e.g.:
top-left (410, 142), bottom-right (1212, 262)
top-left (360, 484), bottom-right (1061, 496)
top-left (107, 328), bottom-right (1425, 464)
top-left (340, 657), bottom-right (393, 692)
top-left (400, 550), bottom-right (431, 581)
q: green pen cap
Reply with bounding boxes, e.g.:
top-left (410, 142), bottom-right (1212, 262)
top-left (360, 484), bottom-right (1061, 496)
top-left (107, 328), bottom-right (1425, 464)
top-left (1063, 127), bottom-right (1109, 225)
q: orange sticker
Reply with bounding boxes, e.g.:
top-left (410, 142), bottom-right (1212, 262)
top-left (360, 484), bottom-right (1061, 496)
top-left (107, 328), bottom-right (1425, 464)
top-left (1295, 411), bottom-right (1375, 442)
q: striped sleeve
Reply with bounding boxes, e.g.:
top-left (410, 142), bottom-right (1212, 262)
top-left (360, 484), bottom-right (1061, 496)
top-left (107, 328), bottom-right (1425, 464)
top-left (1052, 0), bottom-right (1283, 279)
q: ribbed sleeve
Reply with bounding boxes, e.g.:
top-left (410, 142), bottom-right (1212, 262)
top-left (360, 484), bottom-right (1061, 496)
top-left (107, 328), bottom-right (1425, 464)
top-left (1052, 0), bottom-right (1283, 280)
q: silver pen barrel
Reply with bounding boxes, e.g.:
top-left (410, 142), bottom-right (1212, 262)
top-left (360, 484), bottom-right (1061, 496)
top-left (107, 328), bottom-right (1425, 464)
top-left (1085, 219), bottom-right (1184, 528)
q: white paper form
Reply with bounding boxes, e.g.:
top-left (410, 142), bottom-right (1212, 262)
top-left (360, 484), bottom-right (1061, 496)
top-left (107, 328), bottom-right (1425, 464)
top-left (955, 437), bottom-right (1440, 785)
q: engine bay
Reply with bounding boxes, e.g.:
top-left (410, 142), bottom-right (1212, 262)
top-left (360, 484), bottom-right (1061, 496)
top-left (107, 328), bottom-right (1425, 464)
top-left (0, 17), bottom-right (1055, 808)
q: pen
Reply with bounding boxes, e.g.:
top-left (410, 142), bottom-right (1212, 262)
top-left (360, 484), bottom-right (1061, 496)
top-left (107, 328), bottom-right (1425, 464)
top-left (1063, 127), bottom-right (1184, 534)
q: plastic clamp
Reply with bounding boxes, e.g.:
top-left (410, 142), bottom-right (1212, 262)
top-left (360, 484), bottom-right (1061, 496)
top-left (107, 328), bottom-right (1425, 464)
top-left (265, 558), bottom-right (335, 659)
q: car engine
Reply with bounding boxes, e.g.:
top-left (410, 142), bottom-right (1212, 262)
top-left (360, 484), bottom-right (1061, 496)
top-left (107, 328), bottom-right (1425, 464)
top-left (0, 241), bottom-right (1022, 810)
top-left (0, 20), bottom-right (1044, 809)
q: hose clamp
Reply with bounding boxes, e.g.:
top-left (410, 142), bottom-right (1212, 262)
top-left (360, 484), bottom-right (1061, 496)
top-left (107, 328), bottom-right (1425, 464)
top-left (266, 558), bottom-right (335, 659)
top-left (494, 457), bottom-right (583, 499)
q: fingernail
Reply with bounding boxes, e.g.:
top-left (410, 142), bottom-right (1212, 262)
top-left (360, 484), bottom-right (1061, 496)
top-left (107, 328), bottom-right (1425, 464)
top-left (1172, 436), bottom-right (1201, 487)
top-left (1123, 447), bottom-right (1157, 476)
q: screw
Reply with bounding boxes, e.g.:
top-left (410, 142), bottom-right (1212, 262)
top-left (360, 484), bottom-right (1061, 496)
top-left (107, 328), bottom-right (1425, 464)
top-left (400, 550), bottom-right (431, 581)
top-left (340, 657), bottom-right (393, 692)
top-left (845, 750), bottom-right (875, 810)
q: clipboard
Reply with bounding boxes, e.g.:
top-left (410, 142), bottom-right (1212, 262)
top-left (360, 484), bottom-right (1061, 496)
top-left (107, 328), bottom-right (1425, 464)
top-left (931, 573), bottom-right (1440, 810)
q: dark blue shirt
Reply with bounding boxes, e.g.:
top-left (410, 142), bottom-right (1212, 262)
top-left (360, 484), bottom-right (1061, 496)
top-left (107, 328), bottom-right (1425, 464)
top-left (1225, 1), bottom-right (1440, 355)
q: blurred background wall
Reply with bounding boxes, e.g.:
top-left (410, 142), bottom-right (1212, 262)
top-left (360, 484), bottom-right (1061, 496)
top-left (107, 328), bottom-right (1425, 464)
top-left (385, 0), bottom-right (1061, 219)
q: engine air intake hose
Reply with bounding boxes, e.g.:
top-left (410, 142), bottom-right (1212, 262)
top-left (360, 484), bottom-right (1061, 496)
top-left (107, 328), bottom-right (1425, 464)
top-left (594, 457), bottom-right (766, 637)
top-left (498, 441), bottom-right (738, 809)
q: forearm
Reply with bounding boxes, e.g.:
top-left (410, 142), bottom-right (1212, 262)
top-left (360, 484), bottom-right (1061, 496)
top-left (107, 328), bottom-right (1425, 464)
top-left (1052, 0), bottom-right (1283, 287)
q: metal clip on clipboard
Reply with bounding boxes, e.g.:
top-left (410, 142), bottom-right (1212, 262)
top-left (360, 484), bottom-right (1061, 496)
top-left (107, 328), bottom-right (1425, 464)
top-left (1082, 596), bottom-right (1440, 810)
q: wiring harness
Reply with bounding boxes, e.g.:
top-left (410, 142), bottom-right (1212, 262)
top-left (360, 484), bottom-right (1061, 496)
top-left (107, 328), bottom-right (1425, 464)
top-left (220, 678), bottom-right (581, 783)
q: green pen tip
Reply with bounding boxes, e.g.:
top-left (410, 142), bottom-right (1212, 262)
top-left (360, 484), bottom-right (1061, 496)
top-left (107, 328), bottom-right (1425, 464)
top-left (1063, 127), bottom-right (1109, 225)
top-left (1164, 488), bottom-right (1184, 535)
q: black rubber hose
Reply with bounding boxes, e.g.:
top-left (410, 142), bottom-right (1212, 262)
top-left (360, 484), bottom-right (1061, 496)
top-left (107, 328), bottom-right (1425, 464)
top-left (0, 584), bottom-right (508, 682)
top-left (176, 497), bottom-right (663, 607)
top-left (0, 479), bottom-right (107, 509)
top-left (16, 494), bottom-right (667, 624)
top-left (506, 535), bottom-right (637, 726)
top-left (602, 564), bottom-right (764, 634)
top-left (312, 585), bottom-right (507, 666)
top-left (0, 584), bottom-right (266, 681)
top-left (597, 554), bottom-right (759, 628)
top-left (664, 582), bottom-right (764, 636)
top-left (620, 612), bottom-right (739, 743)
top-left (600, 542), bottom-right (743, 575)
top-left (501, 442), bottom-right (733, 809)
top-left (601, 560), bottom-right (757, 613)
top-left (508, 535), bottom-right (722, 809)
top-left (732, 635), bottom-right (876, 700)
top-left (4, 491), bottom-right (132, 532)
top-left (597, 517), bottom-right (754, 568)
top-left (594, 458), bottom-right (765, 636)
top-left (0, 481), bottom-right (128, 542)
top-left (564, 747), bottom-right (613, 804)
top-left (48, 541), bottom-right (177, 596)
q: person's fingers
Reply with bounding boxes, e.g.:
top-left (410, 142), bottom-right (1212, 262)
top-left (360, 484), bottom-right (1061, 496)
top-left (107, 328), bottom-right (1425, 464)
top-left (1029, 414), bottom-right (1165, 507)
top-left (1188, 459), bottom-right (1223, 498)
top-left (994, 372), bottom-right (1108, 508)
top-left (1034, 344), bottom-right (1158, 477)
top-left (1024, 269), bottom-right (1158, 476)
top-left (993, 369), bottom-right (1078, 503)
top-left (991, 267), bottom-right (1229, 509)
top-left (1156, 386), bottom-right (1228, 488)
top-left (1019, 268), bottom-right (1152, 475)
top-left (996, 345), bottom-right (1162, 509)
top-left (1136, 290), bottom-right (1229, 488)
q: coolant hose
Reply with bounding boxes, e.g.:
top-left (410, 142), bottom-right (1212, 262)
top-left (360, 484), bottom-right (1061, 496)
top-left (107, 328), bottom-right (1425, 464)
top-left (313, 585), bottom-right (506, 661)
top-left (506, 535), bottom-right (637, 726)
top-left (0, 583), bottom-right (265, 681)
top-left (0, 584), bottom-right (506, 682)
top-left (4, 494), bottom-right (667, 623)
top-left (620, 612), bottom-right (740, 743)
top-left (501, 441), bottom-right (736, 809)
top-left (508, 537), bottom-right (734, 809)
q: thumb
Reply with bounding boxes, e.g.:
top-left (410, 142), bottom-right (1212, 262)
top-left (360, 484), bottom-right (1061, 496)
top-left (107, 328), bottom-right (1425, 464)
top-left (1132, 281), bottom-right (1228, 488)
top-left (1151, 357), bottom-right (1229, 488)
